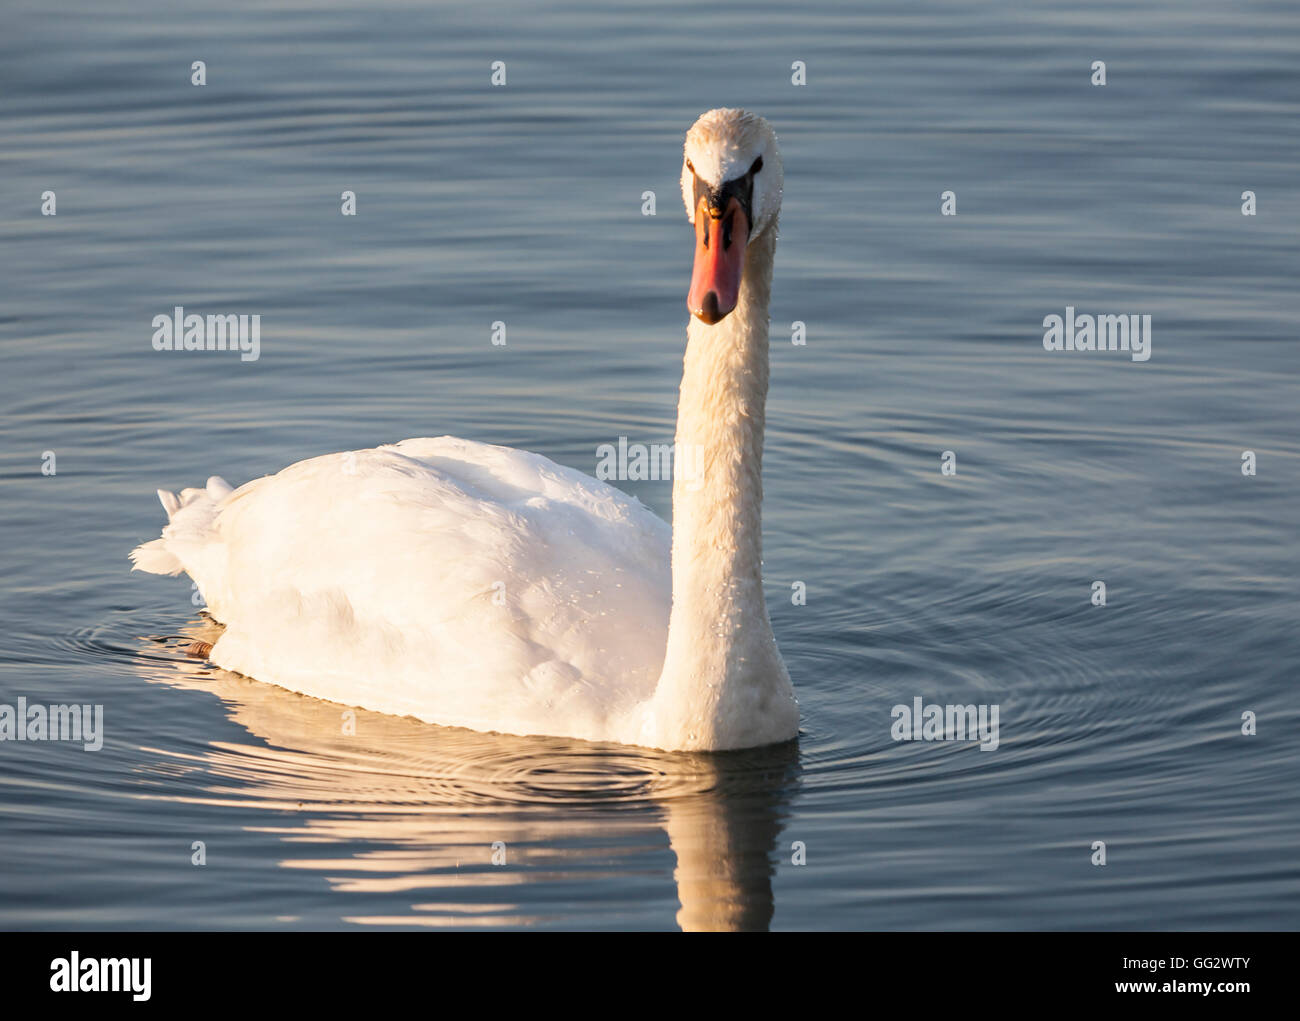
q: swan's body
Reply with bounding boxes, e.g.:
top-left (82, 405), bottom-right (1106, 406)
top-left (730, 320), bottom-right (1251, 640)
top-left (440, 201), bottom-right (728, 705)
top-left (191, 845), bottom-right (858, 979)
top-left (131, 109), bottom-right (798, 751)
top-left (136, 438), bottom-right (674, 744)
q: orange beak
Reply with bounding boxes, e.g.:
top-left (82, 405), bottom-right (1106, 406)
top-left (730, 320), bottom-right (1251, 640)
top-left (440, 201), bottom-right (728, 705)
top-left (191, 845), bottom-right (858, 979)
top-left (687, 194), bottom-right (749, 324)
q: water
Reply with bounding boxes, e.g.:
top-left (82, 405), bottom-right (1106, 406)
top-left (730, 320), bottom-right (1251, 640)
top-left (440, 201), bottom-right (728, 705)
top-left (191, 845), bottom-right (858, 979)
top-left (2, 0), bottom-right (1298, 930)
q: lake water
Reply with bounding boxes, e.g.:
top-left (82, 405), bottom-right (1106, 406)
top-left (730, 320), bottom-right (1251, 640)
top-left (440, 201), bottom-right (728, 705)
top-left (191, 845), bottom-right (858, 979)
top-left (1, 0), bottom-right (1298, 930)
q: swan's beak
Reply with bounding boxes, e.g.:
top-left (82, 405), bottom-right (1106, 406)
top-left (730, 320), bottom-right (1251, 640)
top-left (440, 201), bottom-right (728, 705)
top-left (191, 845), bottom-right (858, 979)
top-left (688, 195), bottom-right (749, 325)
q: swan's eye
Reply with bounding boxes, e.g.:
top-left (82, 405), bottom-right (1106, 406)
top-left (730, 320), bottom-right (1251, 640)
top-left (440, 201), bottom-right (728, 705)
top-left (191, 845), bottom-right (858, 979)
top-left (686, 160), bottom-right (695, 175)
top-left (749, 156), bottom-right (763, 175)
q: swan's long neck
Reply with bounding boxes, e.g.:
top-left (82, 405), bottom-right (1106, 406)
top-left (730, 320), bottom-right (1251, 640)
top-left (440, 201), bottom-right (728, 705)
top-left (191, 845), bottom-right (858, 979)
top-left (648, 225), bottom-right (798, 751)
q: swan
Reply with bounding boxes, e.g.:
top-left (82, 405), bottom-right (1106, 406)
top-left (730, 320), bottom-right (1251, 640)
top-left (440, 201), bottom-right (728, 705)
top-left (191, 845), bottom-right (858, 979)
top-left (131, 108), bottom-right (798, 752)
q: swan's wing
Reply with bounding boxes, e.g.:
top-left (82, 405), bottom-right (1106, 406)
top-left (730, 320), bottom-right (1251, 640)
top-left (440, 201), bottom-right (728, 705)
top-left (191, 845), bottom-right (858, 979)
top-left (170, 437), bottom-right (671, 742)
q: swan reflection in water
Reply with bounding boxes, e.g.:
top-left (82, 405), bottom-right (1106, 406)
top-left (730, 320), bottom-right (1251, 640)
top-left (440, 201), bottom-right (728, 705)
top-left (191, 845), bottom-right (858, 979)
top-left (133, 620), bottom-right (801, 931)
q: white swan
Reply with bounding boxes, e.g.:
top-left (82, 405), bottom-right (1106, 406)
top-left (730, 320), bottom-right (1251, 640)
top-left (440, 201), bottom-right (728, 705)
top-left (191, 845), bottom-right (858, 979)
top-left (131, 108), bottom-right (798, 752)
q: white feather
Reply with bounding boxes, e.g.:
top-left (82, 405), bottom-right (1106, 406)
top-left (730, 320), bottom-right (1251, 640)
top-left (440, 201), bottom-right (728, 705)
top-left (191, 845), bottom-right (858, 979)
top-left (135, 437), bottom-right (672, 744)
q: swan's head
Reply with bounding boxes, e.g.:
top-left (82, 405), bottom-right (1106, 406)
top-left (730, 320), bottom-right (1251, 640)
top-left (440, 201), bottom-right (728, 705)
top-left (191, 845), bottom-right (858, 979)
top-left (681, 108), bottom-right (783, 325)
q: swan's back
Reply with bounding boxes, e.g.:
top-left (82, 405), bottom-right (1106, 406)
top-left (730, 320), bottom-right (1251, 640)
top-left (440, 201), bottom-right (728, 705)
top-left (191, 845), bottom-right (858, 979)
top-left (136, 437), bottom-right (672, 743)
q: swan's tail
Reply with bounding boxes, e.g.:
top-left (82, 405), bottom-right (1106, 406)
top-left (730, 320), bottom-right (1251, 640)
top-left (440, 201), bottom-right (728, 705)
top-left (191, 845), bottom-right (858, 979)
top-left (129, 476), bottom-right (234, 584)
